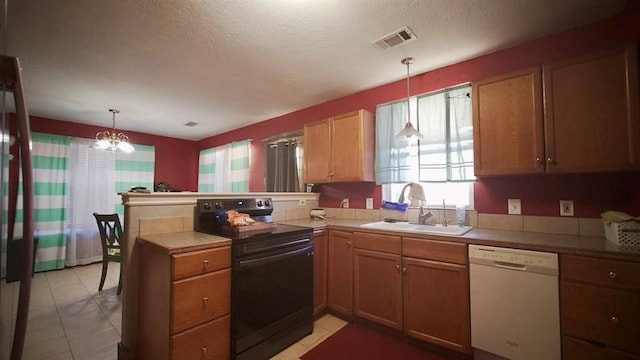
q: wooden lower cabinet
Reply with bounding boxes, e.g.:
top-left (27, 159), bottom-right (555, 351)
top-left (402, 237), bottom-right (471, 354)
top-left (138, 242), bottom-right (231, 359)
top-left (353, 248), bottom-right (402, 329)
top-left (327, 230), bottom-right (353, 316)
top-left (313, 229), bottom-right (328, 316)
top-left (561, 255), bottom-right (640, 359)
top-left (402, 257), bottom-right (471, 354)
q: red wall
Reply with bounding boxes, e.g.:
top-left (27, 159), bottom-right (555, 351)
top-left (11, 115), bottom-right (200, 192)
top-left (199, 1), bottom-right (640, 217)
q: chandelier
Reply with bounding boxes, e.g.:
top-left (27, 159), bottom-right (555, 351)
top-left (395, 57), bottom-right (424, 139)
top-left (94, 108), bottom-right (134, 153)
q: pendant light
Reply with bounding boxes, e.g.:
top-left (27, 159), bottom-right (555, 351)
top-left (395, 57), bottom-right (424, 140)
top-left (94, 108), bottom-right (135, 153)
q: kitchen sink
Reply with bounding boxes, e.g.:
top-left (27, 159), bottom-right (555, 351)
top-left (360, 221), bottom-right (473, 236)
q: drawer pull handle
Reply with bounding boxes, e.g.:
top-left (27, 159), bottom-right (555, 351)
top-left (202, 297), bottom-right (209, 304)
top-left (608, 271), bottom-right (617, 279)
top-left (203, 259), bottom-right (210, 266)
top-left (611, 316), bottom-right (619, 324)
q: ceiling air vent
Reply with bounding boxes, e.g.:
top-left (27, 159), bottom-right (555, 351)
top-left (372, 26), bottom-right (417, 50)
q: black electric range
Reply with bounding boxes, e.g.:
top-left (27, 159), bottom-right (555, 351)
top-left (194, 197), bottom-right (314, 360)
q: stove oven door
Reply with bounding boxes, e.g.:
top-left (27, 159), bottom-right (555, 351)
top-left (232, 234), bottom-right (313, 359)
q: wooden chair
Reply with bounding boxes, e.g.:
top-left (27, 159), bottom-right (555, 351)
top-left (93, 213), bottom-right (123, 295)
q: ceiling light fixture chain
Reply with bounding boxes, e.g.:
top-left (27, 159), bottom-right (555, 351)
top-left (395, 56), bottom-right (424, 140)
top-left (94, 108), bottom-right (135, 153)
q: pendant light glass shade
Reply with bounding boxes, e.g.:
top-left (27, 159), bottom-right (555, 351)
top-left (94, 109), bottom-right (135, 153)
top-left (395, 57), bottom-right (424, 140)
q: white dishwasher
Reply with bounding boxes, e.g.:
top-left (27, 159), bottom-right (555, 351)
top-left (469, 244), bottom-right (561, 360)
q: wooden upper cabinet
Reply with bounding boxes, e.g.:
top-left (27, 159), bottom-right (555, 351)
top-left (543, 43), bottom-right (640, 173)
top-left (472, 67), bottom-right (544, 176)
top-left (304, 119), bottom-right (332, 183)
top-left (472, 43), bottom-right (640, 176)
top-left (304, 109), bottom-right (375, 183)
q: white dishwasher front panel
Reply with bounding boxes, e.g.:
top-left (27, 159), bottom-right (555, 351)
top-left (469, 245), bottom-right (560, 360)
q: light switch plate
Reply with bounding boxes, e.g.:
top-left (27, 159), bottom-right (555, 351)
top-left (560, 200), bottom-right (574, 216)
top-left (508, 199), bottom-right (521, 215)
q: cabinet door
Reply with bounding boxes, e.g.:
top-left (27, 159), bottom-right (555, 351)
top-left (403, 257), bottom-right (471, 354)
top-left (327, 230), bottom-right (353, 316)
top-left (543, 43), bottom-right (640, 173)
top-left (331, 109), bottom-right (375, 182)
top-left (313, 230), bottom-right (328, 316)
top-left (353, 248), bottom-right (402, 330)
top-left (304, 119), bottom-right (332, 183)
top-left (472, 67), bottom-right (545, 175)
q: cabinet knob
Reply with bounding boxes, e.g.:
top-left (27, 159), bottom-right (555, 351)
top-left (202, 297), bottom-right (209, 304)
top-left (609, 271), bottom-right (617, 279)
top-left (546, 157), bottom-right (554, 163)
top-left (536, 157), bottom-right (543, 164)
top-left (611, 316), bottom-right (619, 324)
top-left (202, 347), bottom-right (208, 354)
top-left (395, 264), bottom-right (400, 272)
top-left (347, 241), bottom-right (351, 248)
top-left (203, 259), bottom-right (209, 266)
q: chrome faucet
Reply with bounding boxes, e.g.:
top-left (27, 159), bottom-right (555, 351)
top-left (418, 204), bottom-right (433, 225)
top-left (441, 199), bottom-right (449, 227)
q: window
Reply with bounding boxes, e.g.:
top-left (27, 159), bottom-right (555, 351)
top-left (198, 140), bottom-right (251, 192)
top-left (263, 131), bottom-right (303, 192)
top-left (13, 133), bottom-right (155, 271)
top-left (376, 84), bottom-right (475, 207)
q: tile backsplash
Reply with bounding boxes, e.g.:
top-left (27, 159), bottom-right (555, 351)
top-left (303, 207), bottom-right (605, 237)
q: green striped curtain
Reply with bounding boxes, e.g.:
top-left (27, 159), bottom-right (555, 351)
top-left (15, 132), bottom-right (70, 272)
top-left (198, 140), bottom-right (250, 192)
top-left (114, 144), bottom-right (155, 216)
top-left (230, 140), bottom-right (250, 192)
top-left (198, 147), bottom-right (217, 192)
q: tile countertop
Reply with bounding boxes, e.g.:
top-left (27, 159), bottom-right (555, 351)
top-left (281, 218), bottom-right (640, 262)
top-left (137, 231), bottom-right (231, 254)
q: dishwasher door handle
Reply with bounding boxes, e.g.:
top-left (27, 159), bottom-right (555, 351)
top-left (494, 261), bottom-right (527, 271)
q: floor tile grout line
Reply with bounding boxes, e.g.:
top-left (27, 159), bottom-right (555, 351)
top-left (45, 268), bottom-right (75, 360)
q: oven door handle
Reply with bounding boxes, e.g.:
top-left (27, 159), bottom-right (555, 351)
top-left (237, 246), bottom-right (313, 269)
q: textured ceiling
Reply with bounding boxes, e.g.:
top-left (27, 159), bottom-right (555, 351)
top-left (5, 0), bottom-right (627, 140)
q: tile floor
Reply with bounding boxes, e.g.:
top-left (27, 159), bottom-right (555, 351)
top-left (2, 263), bottom-right (347, 360)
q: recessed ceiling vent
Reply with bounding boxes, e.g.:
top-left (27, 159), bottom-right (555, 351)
top-left (372, 26), bottom-right (417, 50)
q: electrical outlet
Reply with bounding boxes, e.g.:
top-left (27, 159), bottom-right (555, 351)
top-left (560, 200), bottom-right (574, 216)
top-left (366, 198), bottom-right (373, 209)
top-left (341, 198), bottom-right (349, 208)
top-left (298, 199), bottom-right (306, 206)
top-left (508, 199), bottom-right (521, 215)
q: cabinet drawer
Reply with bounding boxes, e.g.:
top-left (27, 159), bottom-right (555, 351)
top-left (352, 232), bottom-right (401, 254)
top-left (171, 315), bottom-right (230, 360)
top-left (562, 255), bottom-right (640, 292)
top-left (172, 269), bottom-right (231, 334)
top-left (172, 246), bottom-right (231, 280)
top-left (402, 237), bottom-right (467, 265)
top-left (561, 282), bottom-right (640, 354)
top-left (562, 335), bottom-right (640, 360)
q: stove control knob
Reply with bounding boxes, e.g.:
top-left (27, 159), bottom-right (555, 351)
top-left (264, 200), bottom-right (271, 207)
top-left (202, 202), bottom-right (211, 210)
top-left (257, 200), bottom-right (263, 207)
top-left (214, 202), bottom-right (222, 209)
